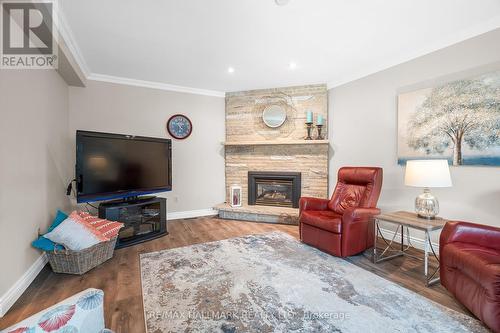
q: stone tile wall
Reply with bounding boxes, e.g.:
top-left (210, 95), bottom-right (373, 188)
top-left (225, 84), bottom-right (329, 204)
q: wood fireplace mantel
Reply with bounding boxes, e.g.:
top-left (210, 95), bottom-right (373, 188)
top-left (222, 140), bottom-right (329, 146)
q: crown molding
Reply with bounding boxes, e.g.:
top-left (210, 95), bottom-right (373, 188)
top-left (87, 73), bottom-right (226, 97)
top-left (54, 7), bottom-right (225, 97)
top-left (327, 18), bottom-right (500, 89)
top-left (53, 4), bottom-right (224, 96)
top-left (54, 5), bottom-right (499, 95)
top-left (53, 5), bottom-right (91, 78)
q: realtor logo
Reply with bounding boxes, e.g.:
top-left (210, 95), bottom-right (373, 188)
top-left (1, 0), bottom-right (57, 69)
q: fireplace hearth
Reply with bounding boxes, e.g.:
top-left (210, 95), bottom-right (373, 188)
top-left (248, 172), bottom-right (301, 208)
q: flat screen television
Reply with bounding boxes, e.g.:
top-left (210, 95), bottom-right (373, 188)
top-left (76, 130), bottom-right (172, 203)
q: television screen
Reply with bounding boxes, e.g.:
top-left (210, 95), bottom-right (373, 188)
top-left (76, 131), bottom-right (172, 203)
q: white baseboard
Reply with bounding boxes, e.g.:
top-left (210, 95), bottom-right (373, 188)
top-left (167, 208), bottom-right (218, 221)
top-left (0, 208), bottom-right (218, 317)
top-left (4, 212), bottom-right (420, 319)
top-left (378, 227), bottom-right (439, 252)
top-left (0, 254), bottom-right (48, 317)
top-left (166, 211), bottom-right (440, 252)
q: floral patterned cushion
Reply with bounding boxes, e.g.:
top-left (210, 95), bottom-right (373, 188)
top-left (3, 289), bottom-right (109, 333)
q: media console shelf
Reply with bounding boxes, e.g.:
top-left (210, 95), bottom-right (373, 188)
top-left (98, 196), bottom-right (167, 249)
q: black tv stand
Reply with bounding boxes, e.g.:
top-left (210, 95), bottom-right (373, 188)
top-left (98, 196), bottom-right (167, 249)
top-left (106, 195), bottom-right (155, 204)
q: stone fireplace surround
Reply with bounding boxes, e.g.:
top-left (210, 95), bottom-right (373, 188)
top-left (216, 84), bottom-right (329, 225)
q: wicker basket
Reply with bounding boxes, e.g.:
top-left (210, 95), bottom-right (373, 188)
top-left (46, 237), bottom-right (118, 275)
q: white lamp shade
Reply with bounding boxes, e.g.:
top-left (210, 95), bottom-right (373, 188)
top-left (404, 160), bottom-right (452, 188)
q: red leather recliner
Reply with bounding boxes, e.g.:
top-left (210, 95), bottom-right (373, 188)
top-left (299, 167), bottom-right (383, 257)
top-left (440, 221), bottom-right (500, 333)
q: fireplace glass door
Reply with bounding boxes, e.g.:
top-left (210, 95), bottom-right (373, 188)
top-left (255, 179), bottom-right (294, 207)
top-left (248, 172), bottom-right (301, 208)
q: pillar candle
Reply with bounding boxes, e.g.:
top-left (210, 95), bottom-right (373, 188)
top-left (317, 114), bottom-right (323, 126)
top-left (306, 111), bottom-right (313, 123)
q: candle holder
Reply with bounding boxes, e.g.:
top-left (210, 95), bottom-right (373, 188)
top-left (316, 124), bottom-right (324, 140)
top-left (305, 122), bottom-right (314, 140)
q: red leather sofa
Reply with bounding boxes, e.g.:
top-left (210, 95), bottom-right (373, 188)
top-left (299, 167), bottom-right (383, 257)
top-left (440, 221), bottom-right (500, 333)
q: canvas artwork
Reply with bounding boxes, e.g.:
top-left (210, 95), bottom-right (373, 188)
top-left (398, 70), bottom-right (500, 166)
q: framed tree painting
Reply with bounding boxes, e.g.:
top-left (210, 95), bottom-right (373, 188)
top-left (398, 70), bottom-right (500, 166)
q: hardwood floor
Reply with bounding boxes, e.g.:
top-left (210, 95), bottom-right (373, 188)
top-left (0, 217), bottom-right (471, 332)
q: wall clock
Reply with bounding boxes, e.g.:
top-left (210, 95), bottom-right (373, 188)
top-left (166, 114), bottom-right (193, 139)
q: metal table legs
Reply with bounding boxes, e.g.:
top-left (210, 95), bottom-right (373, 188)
top-left (373, 219), bottom-right (440, 286)
top-left (424, 230), bottom-right (440, 286)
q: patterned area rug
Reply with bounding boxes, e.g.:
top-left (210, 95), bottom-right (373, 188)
top-left (140, 232), bottom-right (487, 333)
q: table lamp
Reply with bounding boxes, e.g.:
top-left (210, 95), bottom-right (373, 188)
top-left (404, 160), bottom-right (452, 219)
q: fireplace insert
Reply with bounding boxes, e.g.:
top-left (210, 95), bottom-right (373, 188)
top-left (248, 172), bottom-right (301, 208)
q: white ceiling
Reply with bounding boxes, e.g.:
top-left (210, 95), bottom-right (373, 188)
top-left (60, 0), bottom-right (500, 94)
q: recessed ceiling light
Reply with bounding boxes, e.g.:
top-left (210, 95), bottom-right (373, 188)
top-left (289, 62), bottom-right (297, 70)
top-left (227, 67), bottom-right (235, 74)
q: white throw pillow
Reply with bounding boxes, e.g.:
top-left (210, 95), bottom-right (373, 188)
top-left (44, 212), bottom-right (108, 251)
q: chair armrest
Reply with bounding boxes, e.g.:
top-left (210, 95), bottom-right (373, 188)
top-left (340, 207), bottom-right (380, 256)
top-left (342, 207), bottom-right (381, 225)
top-left (440, 221), bottom-right (500, 251)
top-left (299, 197), bottom-right (329, 213)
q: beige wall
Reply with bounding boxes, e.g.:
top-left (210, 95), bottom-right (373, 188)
top-left (0, 70), bottom-right (71, 297)
top-left (0, 75), bottom-right (225, 314)
top-left (2, 25), bottom-right (499, 313)
top-left (328, 28), bottom-right (500, 233)
top-left (68, 80), bottom-right (226, 213)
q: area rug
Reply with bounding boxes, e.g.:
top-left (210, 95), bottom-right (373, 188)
top-left (140, 232), bottom-right (487, 333)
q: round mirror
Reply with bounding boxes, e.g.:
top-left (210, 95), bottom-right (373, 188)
top-left (262, 105), bottom-right (287, 128)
